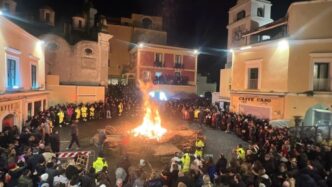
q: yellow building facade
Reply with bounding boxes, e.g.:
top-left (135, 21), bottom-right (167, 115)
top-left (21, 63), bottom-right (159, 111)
top-left (221, 0), bottom-right (332, 124)
top-left (0, 16), bottom-right (48, 131)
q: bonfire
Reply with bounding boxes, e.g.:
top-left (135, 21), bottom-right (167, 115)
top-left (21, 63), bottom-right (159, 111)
top-left (131, 81), bottom-right (167, 140)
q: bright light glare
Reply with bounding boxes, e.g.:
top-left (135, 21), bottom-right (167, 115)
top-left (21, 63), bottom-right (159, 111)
top-left (37, 40), bottom-right (45, 47)
top-left (159, 91), bottom-right (168, 101)
top-left (149, 91), bottom-right (155, 98)
top-left (138, 43), bottom-right (144, 48)
top-left (193, 49), bottom-right (199, 54)
top-left (229, 49), bottom-right (234, 53)
top-left (0, 11), bottom-right (3, 16)
top-left (13, 85), bottom-right (19, 89)
top-left (278, 39), bottom-right (289, 50)
top-left (240, 46), bottom-right (252, 50)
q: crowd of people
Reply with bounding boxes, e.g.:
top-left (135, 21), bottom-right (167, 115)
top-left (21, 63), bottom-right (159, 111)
top-left (1, 84), bottom-right (332, 187)
top-left (0, 85), bottom-right (142, 187)
top-left (157, 98), bottom-right (332, 187)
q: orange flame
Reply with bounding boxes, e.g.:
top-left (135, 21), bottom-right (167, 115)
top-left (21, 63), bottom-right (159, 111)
top-left (131, 81), bottom-right (167, 140)
top-left (131, 107), bottom-right (167, 140)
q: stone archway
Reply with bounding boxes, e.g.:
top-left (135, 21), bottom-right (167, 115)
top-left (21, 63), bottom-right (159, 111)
top-left (1, 113), bottom-right (15, 132)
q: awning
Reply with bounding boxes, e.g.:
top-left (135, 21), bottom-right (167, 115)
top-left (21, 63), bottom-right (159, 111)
top-left (269, 120), bottom-right (290, 128)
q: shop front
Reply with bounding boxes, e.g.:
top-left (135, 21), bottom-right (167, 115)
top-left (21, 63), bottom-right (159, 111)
top-left (0, 100), bottom-right (22, 132)
top-left (230, 93), bottom-right (285, 120)
top-left (0, 92), bottom-right (48, 132)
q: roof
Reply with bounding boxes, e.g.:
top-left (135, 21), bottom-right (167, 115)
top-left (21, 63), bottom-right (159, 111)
top-left (132, 43), bottom-right (196, 53)
top-left (40, 5), bottom-right (54, 11)
top-left (242, 17), bottom-right (288, 37)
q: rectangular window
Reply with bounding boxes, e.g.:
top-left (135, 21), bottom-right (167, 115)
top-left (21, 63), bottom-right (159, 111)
top-left (34, 101), bottom-right (42, 115)
top-left (313, 63), bottom-right (330, 91)
top-left (257, 8), bottom-right (264, 17)
top-left (155, 53), bottom-right (163, 62)
top-left (248, 68), bottom-right (259, 89)
top-left (45, 12), bottom-right (50, 23)
top-left (7, 58), bottom-right (16, 89)
top-left (155, 53), bottom-right (163, 67)
top-left (78, 20), bottom-right (82, 28)
top-left (27, 103), bottom-right (32, 120)
top-left (175, 55), bottom-right (182, 64)
top-left (143, 71), bottom-right (151, 81)
top-left (31, 65), bottom-right (37, 88)
top-left (174, 55), bottom-right (183, 68)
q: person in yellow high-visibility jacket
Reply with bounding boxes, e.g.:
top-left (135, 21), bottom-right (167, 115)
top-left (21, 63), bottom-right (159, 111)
top-left (236, 144), bottom-right (246, 160)
top-left (194, 109), bottom-right (200, 120)
top-left (75, 106), bottom-right (81, 120)
top-left (93, 154), bottom-right (108, 173)
top-left (195, 138), bottom-right (205, 158)
top-left (181, 153), bottom-right (191, 174)
top-left (89, 105), bottom-right (95, 120)
top-left (118, 102), bottom-right (123, 116)
top-left (57, 110), bottom-right (64, 127)
top-left (81, 105), bottom-right (88, 122)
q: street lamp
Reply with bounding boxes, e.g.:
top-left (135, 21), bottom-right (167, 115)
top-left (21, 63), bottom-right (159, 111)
top-left (138, 43), bottom-right (144, 48)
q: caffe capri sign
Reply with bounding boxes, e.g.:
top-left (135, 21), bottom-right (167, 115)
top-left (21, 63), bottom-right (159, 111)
top-left (239, 97), bottom-right (271, 103)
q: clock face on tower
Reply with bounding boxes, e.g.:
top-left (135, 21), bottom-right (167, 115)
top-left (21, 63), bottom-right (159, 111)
top-left (233, 27), bottom-right (244, 42)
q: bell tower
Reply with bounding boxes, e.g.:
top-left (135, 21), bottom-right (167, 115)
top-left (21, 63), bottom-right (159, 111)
top-left (225, 0), bottom-right (273, 68)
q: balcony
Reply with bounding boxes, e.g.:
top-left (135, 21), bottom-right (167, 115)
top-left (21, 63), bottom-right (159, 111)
top-left (174, 63), bottom-right (184, 69)
top-left (153, 75), bottom-right (189, 85)
top-left (154, 61), bottom-right (164, 67)
top-left (314, 78), bottom-right (331, 91)
top-left (248, 79), bottom-right (258, 89)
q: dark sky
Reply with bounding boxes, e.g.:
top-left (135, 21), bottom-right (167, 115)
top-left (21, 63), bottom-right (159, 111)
top-left (18, 0), bottom-right (302, 83)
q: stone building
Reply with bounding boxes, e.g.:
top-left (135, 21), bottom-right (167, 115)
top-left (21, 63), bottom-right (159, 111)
top-left (1, 0), bottom-right (112, 87)
top-left (0, 16), bottom-right (48, 131)
top-left (107, 13), bottom-right (167, 84)
top-left (220, 0), bottom-right (332, 124)
top-left (0, 0), bottom-right (112, 106)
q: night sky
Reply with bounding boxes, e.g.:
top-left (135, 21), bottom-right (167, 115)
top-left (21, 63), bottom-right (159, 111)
top-left (17, 0), bottom-right (303, 83)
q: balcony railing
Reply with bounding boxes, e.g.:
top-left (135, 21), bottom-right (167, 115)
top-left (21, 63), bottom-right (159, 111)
top-left (154, 61), bottom-right (164, 67)
top-left (174, 63), bottom-right (184, 69)
top-left (153, 75), bottom-right (189, 85)
top-left (248, 79), bottom-right (258, 89)
top-left (314, 78), bottom-right (331, 91)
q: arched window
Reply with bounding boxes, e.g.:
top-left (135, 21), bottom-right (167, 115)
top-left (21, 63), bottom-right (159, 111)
top-left (236, 10), bottom-right (246, 21)
top-left (142, 17), bottom-right (152, 29)
top-left (2, 114), bottom-right (14, 130)
top-left (84, 48), bottom-right (93, 56)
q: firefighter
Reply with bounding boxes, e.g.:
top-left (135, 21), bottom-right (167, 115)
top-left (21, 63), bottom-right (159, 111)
top-left (118, 102), bottom-right (123, 116)
top-left (57, 109), bottom-right (64, 127)
top-left (236, 144), bottom-right (246, 160)
top-left (81, 104), bottom-right (88, 122)
top-left (75, 106), bottom-right (81, 121)
top-left (93, 153), bottom-right (108, 173)
top-left (195, 136), bottom-right (205, 158)
top-left (89, 104), bottom-right (95, 120)
top-left (181, 152), bottom-right (191, 174)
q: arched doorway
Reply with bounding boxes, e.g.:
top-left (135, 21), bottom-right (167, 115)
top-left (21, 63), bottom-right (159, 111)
top-left (2, 114), bottom-right (15, 131)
